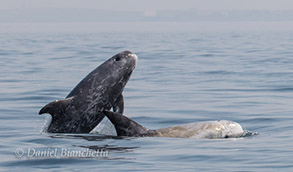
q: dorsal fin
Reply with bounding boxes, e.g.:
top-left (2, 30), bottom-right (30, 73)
top-left (103, 110), bottom-right (150, 137)
top-left (39, 97), bottom-right (73, 117)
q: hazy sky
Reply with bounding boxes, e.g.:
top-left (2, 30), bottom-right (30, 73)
top-left (1, 0), bottom-right (293, 11)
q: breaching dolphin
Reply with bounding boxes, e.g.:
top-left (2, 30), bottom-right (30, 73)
top-left (104, 111), bottom-right (246, 139)
top-left (39, 51), bottom-right (138, 133)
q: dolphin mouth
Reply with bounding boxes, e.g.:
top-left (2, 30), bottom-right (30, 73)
top-left (128, 53), bottom-right (138, 62)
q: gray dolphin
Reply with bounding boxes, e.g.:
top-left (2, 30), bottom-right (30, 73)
top-left (39, 51), bottom-right (138, 133)
top-left (104, 111), bottom-right (246, 139)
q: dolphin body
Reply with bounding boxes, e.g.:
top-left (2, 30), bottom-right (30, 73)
top-left (39, 51), bottom-right (138, 133)
top-left (104, 111), bottom-right (245, 139)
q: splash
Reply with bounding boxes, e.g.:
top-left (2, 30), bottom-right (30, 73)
top-left (40, 114), bottom-right (52, 133)
top-left (241, 130), bottom-right (259, 137)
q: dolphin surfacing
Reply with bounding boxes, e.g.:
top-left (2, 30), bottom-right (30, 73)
top-left (39, 51), bottom-right (138, 133)
top-left (104, 111), bottom-right (246, 139)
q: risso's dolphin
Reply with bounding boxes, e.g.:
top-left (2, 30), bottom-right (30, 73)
top-left (39, 51), bottom-right (138, 133)
top-left (104, 111), bottom-right (246, 139)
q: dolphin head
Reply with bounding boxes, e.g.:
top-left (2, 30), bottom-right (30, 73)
top-left (94, 50), bottom-right (138, 104)
top-left (65, 50), bottom-right (138, 106)
top-left (101, 50), bottom-right (137, 89)
top-left (219, 120), bottom-right (244, 138)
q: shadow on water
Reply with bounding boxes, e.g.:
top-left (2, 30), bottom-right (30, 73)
top-left (48, 133), bottom-right (140, 159)
top-left (49, 133), bottom-right (125, 141)
top-left (3, 133), bottom-right (140, 168)
top-left (78, 145), bottom-right (139, 153)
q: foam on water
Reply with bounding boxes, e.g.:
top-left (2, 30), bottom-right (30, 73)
top-left (41, 115), bottom-right (52, 133)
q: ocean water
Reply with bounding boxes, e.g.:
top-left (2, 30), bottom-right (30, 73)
top-left (0, 22), bottom-right (293, 171)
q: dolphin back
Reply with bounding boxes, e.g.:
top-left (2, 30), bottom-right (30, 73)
top-left (103, 111), bottom-right (245, 139)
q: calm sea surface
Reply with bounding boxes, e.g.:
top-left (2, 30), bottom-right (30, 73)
top-left (0, 22), bottom-right (293, 171)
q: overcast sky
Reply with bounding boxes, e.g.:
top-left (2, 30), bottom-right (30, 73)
top-left (1, 0), bottom-right (293, 11)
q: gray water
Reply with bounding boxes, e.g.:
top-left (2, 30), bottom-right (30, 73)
top-left (0, 22), bottom-right (293, 171)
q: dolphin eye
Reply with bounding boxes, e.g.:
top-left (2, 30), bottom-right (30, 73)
top-left (114, 57), bottom-right (121, 62)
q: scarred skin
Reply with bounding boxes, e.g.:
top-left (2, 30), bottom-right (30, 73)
top-left (39, 51), bottom-right (138, 133)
